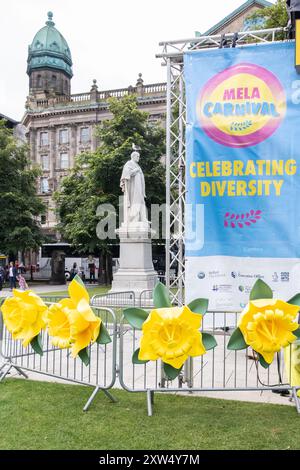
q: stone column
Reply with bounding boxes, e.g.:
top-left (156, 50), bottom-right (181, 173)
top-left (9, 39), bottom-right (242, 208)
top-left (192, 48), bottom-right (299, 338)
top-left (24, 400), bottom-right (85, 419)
top-left (91, 122), bottom-right (97, 152)
top-left (70, 124), bottom-right (77, 168)
top-left (29, 128), bottom-right (37, 164)
top-left (49, 126), bottom-right (56, 180)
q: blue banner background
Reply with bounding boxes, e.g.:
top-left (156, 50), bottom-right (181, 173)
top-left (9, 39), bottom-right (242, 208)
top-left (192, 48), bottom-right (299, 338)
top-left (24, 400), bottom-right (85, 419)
top-left (185, 42), bottom-right (300, 258)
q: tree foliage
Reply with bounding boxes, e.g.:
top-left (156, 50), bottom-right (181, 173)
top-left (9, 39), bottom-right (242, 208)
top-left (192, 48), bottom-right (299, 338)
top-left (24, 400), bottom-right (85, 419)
top-left (0, 120), bottom-right (45, 256)
top-left (55, 95), bottom-right (166, 274)
top-left (245, 0), bottom-right (288, 30)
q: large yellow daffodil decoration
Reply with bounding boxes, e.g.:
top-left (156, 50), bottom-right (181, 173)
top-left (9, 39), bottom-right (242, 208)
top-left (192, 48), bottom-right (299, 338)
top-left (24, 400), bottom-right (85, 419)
top-left (228, 279), bottom-right (300, 368)
top-left (124, 282), bottom-right (217, 379)
top-left (284, 341), bottom-right (300, 398)
top-left (46, 275), bottom-right (111, 365)
top-left (0, 289), bottom-right (48, 354)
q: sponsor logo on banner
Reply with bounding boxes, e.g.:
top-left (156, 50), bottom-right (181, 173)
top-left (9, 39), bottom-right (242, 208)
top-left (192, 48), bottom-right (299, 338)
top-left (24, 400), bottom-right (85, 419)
top-left (197, 63), bottom-right (286, 148)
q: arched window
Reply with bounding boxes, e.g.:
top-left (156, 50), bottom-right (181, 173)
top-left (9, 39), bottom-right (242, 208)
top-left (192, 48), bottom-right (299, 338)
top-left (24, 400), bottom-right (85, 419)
top-left (52, 75), bottom-right (57, 87)
top-left (37, 75), bottom-right (42, 88)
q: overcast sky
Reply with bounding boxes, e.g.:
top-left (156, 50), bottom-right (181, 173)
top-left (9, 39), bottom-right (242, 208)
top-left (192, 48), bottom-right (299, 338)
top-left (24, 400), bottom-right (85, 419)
top-left (1, 0), bottom-right (274, 121)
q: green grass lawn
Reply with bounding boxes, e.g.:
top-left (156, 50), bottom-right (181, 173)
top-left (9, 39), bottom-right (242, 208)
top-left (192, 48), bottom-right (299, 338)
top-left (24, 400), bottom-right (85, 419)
top-left (39, 286), bottom-right (110, 297)
top-left (0, 379), bottom-right (300, 450)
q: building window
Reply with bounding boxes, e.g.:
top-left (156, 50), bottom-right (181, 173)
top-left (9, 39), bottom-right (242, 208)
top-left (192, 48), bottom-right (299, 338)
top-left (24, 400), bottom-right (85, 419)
top-left (40, 177), bottom-right (49, 193)
top-left (59, 129), bottom-right (69, 144)
top-left (40, 132), bottom-right (49, 146)
top-left (41, 214), bottom-right (47, 225)
top-left (37, 75), bottom-right (42, 87)
top-left (52, 75), bottom-right (57, 87)
top-left (80, 127), bottom-right (90, 143)
top-left (41, 155), bottom-right (49, 171)
top-left (60, 153), bottom-right (69, 169)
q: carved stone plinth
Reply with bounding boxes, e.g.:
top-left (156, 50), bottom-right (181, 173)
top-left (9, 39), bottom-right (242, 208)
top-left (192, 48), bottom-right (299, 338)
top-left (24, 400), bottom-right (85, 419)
top-left (110, 223), bottom-right (158, 296)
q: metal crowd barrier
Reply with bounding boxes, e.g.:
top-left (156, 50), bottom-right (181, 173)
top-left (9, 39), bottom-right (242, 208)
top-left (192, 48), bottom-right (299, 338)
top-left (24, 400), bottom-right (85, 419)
top-left (91, 291), bottom-right (135, 308)
top-left (1, 295), bottom-right (300, 416)
top-left (118, 310), bottom-right (300, 416)
top-left (0, 295), bottom-right (117, 411)
top-left (139, 289), bottom-right (155, 309)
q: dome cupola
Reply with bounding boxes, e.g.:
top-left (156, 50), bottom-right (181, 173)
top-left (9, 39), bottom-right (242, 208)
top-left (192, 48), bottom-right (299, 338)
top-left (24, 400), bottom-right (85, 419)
top-left (27, 12), bottom-right (73, 97)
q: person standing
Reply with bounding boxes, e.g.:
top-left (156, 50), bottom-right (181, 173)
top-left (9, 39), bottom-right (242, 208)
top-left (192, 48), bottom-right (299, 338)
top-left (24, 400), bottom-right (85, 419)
top-left (0, 266), bottom-right (5, 291)
top-left (17, 273), bottom-right (28, 291)
top-left (69, 262), bottom-right (78, 281)
top-left (9, 262), bottom-right (17, 290)
top-left (88, 258), bottom-right (96, 284)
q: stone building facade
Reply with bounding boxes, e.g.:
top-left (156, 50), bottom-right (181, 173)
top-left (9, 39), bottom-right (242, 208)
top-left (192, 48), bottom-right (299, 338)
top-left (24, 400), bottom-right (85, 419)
top-left (199, 0), bottom-right (273, 36)
top-left (22, 12), bottom-right (166, 239)
top-left (23, 3), bottom-right (273, 240)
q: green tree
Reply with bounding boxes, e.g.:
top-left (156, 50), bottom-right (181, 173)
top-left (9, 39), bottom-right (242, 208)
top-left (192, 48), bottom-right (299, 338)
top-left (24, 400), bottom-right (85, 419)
top-left (245, 0), bottom-right (288, 31)
top-left (55, 95), bottom-right (165, 283)
top-left (0, 120), bottom-right (45, 258)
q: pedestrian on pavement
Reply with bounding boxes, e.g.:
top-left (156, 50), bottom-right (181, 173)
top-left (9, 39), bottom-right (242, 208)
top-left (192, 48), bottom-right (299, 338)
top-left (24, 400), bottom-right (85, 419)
top-left (0, 266), bottom-right (5, 291)
top-left (69, 262), bottom-right (78, 281)
top-left (17, 273), bottom-right (28, 291)
top-left (9, 261), bottom-right (17, 290)
top-left (88, 258), bottom-right (96, 284)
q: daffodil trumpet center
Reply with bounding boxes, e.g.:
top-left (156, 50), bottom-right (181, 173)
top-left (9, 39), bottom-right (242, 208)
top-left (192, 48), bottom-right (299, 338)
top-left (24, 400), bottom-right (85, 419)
top-left (239, 299), bottom-right (300, 364)
top-left (138, 306), bottom-right (206, 369)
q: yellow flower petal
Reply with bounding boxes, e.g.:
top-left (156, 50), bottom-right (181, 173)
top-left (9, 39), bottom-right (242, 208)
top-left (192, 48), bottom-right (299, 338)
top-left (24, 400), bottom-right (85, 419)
top-left (180, 305), bottom-right (202, 330)
top-left (59, 298), bottom-right (76, 310)
top-left (68, 278), bottom-right (89, 307)
top-left (163, 354), bottom-right (187, 369)
top-left (71, 328), bottom-right (92, 357)
top-left (260, 351), bottom-right (274, 364)
top-left (77, 299), bottom-right (99, 323)
top-left (139, 335), bottom-right (159, 361)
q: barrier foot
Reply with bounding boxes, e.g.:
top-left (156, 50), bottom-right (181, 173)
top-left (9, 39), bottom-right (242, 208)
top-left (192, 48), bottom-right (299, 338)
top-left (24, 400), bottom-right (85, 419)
top-left (147, 389), bottom-right (153, 417)
top-left (0, 362), bottom-right (28, 382)
top-left (83, 386), bottom-right (117, 412)
top-left (0, 364), bottom-right (12, 382)
top-left (103, 389), bottom-right (118, 404)
top-left (292, 387), bottom-right (300, 414)
top-left (13, 365), bottom-right (28, 379)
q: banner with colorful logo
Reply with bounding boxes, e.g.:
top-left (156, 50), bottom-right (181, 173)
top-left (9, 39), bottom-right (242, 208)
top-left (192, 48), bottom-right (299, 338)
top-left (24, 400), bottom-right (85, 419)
top-left (184, 42), bottom-right (300, 312)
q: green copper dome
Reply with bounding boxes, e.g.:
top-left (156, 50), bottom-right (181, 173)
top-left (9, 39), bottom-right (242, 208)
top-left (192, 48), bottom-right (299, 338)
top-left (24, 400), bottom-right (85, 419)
top-left (27, 12), bottom-right (73, 78)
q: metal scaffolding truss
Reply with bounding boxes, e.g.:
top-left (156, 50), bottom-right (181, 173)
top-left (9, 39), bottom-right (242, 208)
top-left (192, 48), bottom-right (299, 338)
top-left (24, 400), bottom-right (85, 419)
top-left (157, 27), bottom-right (286, 306)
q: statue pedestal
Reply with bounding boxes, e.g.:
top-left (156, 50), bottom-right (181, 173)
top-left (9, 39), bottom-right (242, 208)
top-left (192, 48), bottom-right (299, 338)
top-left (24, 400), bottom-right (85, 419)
top-left (110, 223), bottom-right (158, 296)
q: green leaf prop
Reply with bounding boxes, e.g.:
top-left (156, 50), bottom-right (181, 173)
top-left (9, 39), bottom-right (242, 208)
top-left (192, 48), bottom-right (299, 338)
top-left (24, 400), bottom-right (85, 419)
top-left (293, 328), bottom-right (300, 339)
top-left (202, 332), bottom-right (217, 350)
top-left (78, 347), bottom-right (90, 366)
top-left (153, 282), bottom-right (172, 308)
top-left (163, 362), bottom-right (182, 380)
top-left (97, 322), bottom-right (112, 345)
top-left (257, 353), bottom-right (270, 369)
top-left (132, 348), bottom-right (149, 365)
top-left (123, 308), bottom-right (149, 330)
top-left (188, 298), bottom-right (208, 315)
top-left (227, 327), bottom-right (248, 350)
top-left (250, 279), bottom-right (273, 301)
top-left (287, 293), bottom-right (300, 307)
top-left (30, 334), bottom-right (43, 356)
